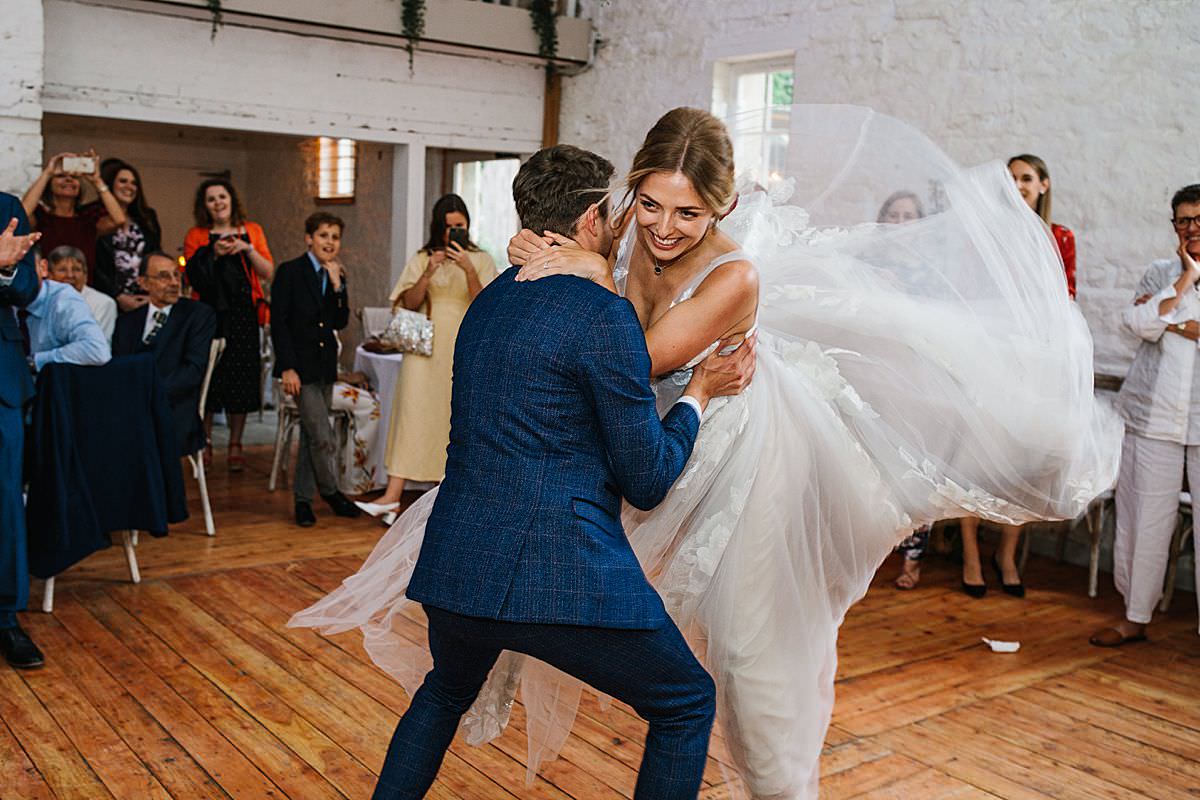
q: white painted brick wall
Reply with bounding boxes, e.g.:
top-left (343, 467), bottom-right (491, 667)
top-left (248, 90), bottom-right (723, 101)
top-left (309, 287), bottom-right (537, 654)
top-left (0, 0), bottom-right (45, 194)
top-left (563, 0), bottom-right (1200, 374)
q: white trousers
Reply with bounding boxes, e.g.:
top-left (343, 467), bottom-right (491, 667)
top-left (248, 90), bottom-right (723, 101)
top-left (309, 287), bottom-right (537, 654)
top-left (1113, 431), bottom-right (1200, 626)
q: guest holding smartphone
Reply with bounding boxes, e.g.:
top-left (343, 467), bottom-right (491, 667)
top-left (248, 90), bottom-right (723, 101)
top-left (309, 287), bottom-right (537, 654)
top-left (356, 194), bottom-right (497, 522)
top-left (20, 149), bottom-right (126, 283)
top-left (183, 178), bottom-right (273, 470)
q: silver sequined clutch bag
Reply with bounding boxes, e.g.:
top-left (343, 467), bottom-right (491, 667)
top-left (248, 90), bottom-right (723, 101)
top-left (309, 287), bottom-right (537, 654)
top-left (380, 308), bottom-right (434, 356)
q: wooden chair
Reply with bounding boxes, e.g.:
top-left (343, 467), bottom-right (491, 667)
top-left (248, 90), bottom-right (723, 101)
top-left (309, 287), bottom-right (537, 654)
top-left (258, 325), bottom-right (273, 422)
top-left (1161, 492), bottom-right (1194, 612)
top-left (1016, 491), bottom-right (1113, 598)
top-left (187, 337), bottom-right (226, 537)
top-left (1038, 488), bottom-right (1193, 607)
top-left (268, 379), bottom-right (351, 491)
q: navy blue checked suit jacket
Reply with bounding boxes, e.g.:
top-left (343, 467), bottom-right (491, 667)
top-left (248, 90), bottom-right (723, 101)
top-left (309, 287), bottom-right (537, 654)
top-left (0, 194), bottom-right (37, 409)
top-left (407, 268), bottom-right (700, 630)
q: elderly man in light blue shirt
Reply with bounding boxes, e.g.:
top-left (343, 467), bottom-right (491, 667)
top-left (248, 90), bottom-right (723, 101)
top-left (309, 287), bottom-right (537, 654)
top-left (24, 251), bottom-right (110, 371)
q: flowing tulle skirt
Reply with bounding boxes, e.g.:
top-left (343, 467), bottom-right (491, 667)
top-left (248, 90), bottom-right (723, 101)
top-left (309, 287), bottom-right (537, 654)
top-left (291, 105), bottom-right (1121, 799)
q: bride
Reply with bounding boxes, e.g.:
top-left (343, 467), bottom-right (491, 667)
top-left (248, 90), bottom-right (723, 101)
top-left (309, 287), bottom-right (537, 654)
top-left (292, 105), bottom-right (1121, 799)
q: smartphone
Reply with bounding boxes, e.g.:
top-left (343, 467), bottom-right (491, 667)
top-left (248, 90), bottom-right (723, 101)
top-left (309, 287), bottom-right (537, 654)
top-left (447, 227), bottom-right (470, 249)
top-left (61, 156), bottom-right (95, 175)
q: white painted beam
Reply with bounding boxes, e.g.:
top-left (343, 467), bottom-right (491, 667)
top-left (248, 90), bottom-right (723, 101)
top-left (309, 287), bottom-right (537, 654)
top-left (43, 0), bottom-right (545, 153)
top-left (391, 142), bottom-right (428, 286)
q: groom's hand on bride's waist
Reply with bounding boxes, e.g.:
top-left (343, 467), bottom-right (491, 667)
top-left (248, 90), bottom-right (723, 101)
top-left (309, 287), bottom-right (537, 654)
top-left (684, 332), bottom-right (757, 413)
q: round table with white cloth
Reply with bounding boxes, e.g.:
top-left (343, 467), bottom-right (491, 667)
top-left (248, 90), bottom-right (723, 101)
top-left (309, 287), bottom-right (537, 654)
top-left (353, 345), bottom-right (405, 491)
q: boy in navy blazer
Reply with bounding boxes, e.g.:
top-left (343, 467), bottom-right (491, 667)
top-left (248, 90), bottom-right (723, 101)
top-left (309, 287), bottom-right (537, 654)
top-left (270, 213), bottom-right (361, 526)
top-left (374, 146), bottom-right (756, 799)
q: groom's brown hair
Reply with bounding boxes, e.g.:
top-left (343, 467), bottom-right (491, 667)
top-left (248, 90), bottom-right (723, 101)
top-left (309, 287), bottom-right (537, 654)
top-left (512, 145), bottom-right (614, 240)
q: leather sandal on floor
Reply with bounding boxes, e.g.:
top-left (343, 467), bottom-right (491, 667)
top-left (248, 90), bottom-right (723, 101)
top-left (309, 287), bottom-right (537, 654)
top-left (1088, 627), bottom-right (1148, 648)
top-left (228, 443), bottom-right (246, 472)
top-left (894, 561), bottom-right (921, 590)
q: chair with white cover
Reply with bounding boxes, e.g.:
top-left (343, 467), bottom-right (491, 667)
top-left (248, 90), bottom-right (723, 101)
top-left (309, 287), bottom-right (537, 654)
top-left (40, 343), bottom-right (224, 613)
top-left (360, 306), bottom-right (393, 340)
top-left (42, 531), bottom-right (139, 613)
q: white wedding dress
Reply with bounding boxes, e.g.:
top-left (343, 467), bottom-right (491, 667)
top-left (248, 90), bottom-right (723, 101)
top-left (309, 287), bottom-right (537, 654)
top-left (291, 106), bottom-right (1121, 799)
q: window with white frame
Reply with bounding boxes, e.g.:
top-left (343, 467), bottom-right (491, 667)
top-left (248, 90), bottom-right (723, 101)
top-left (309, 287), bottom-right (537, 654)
top-left (452, 158), bottom-right (521, 269)
top-left (712, 55), bottom-right (794, 190)
top-left (316, 137), bottom-right (357, 203)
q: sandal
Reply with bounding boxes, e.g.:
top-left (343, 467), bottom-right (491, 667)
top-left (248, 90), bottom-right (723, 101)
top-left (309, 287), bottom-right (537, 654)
top-left (1088, 626), bottom-right (1148, 648)
top-left (228, 443), bottom-right (246, 473)
top-left (894, 560), bottom-right (921, 590)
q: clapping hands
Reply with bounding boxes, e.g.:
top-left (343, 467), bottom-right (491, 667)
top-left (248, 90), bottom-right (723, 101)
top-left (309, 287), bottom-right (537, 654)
top-left (0, 219), bottom-right (40, 271)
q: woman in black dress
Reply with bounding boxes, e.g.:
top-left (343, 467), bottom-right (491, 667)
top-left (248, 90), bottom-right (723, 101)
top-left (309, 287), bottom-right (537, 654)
top-left (183, 178), bottom-right (273, 471)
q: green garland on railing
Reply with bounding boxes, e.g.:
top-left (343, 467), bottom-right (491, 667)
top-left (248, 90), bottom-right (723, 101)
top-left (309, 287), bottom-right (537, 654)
top-left (401, 0), bottom-right (426, 72)
top-left (529, 0), bottom-right (558, 73)
top-left (206, 0), bottom-right (222, 40)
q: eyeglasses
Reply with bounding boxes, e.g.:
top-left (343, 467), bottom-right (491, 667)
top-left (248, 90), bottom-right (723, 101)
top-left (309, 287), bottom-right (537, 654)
top-left (1172, 215), bottom-right (1200, 230)
top-left (145, 273), bottom-right (180, 282)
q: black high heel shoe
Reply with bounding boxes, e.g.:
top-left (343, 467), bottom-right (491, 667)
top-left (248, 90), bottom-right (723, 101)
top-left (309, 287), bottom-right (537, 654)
top-left (991, 555), bottom-right (1025, 598)
top-left (960, 579), bottom-right (987, 598)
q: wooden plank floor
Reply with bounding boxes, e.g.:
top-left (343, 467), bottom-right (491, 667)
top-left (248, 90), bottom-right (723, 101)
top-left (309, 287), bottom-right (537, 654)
top-left (6, 445), bottom-right (1200, 799)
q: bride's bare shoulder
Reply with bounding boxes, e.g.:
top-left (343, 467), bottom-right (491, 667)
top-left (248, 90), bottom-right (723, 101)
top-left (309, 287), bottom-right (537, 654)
top-left (698, 239), bottom-right (759, 297)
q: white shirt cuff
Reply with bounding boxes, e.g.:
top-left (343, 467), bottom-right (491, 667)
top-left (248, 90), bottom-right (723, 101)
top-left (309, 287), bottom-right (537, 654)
top-left (674, 395), bottom-right (703, 422)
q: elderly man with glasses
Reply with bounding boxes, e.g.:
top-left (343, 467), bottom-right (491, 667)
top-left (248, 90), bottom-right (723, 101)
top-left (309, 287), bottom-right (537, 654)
top-left (1092, 184), bottom-right (1200, 647)
top-left (112, 251), bottom-right (216, 459)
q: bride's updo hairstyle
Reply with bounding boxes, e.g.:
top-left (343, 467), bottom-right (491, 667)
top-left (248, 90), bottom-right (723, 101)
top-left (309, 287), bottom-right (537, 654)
top-left (624, 107), bottom-right (736, 217)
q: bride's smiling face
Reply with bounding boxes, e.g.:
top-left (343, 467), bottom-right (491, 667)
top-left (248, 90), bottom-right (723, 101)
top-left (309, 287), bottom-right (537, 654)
top-left (635, 171), bottom-right (717, 263)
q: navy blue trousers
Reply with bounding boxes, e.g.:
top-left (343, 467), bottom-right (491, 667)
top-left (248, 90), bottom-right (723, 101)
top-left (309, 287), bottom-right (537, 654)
top-left (373, 605), bottom-right (716, 800)
top-left (0, 404), bottom-right (26, 627)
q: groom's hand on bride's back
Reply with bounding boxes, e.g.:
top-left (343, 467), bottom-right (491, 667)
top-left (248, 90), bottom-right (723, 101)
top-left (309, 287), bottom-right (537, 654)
top-left (685, 331), bottom-right (758, 412)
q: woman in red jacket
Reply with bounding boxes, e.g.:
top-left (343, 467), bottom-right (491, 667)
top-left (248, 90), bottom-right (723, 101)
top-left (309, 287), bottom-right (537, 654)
top-left (1008, 153), bottom-right (1076, 298)
top-left (183, 178), bottom-right (273, 470)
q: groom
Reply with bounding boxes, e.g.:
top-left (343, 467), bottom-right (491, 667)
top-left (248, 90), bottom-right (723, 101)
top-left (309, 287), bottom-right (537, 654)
top-left (374, 145), bottom-right (756, 799)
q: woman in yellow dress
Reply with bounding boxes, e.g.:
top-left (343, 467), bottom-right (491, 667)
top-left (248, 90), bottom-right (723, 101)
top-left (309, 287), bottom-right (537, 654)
top-left (357, 194), bottom-right (497, 522)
